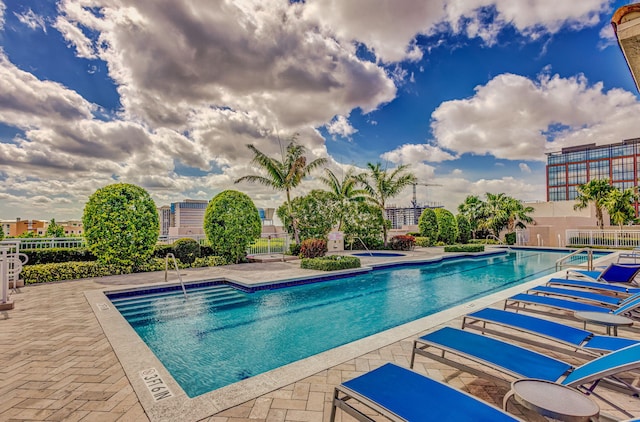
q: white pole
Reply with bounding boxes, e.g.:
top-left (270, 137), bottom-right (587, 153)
top-left (1, 247), bottom-right (8, 304)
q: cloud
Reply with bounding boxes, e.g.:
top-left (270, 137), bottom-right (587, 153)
top-left (53, 17), bottom-right (96, 59)
top-left (0, 2), bottom-right (5, 30)
top-left (326, 115), bottom-right (357, 139)
top-left (519, 163), bottom-right (532, 173)
top-left (430, 71), bottom-right (640, 161)
top-left (14, 8), bottom-right (47, 32)
top-left (381, 143), bottom-right (457, 165)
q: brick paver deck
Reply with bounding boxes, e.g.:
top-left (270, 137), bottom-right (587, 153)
top-left (1, 250), bottom-right (639, 421)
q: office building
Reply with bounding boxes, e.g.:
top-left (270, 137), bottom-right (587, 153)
top-left (546, 138), bottom-right (640, 204)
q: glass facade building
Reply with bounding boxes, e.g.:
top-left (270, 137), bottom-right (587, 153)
top-left (546, 138), bottom-right (640, 208)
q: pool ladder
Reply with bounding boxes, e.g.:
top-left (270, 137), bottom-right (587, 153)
top-left (165, 253), bottom-right (187, 298)
top-left (555, 247), bottom-right (593, 271)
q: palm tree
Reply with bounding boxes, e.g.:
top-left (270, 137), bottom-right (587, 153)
top-left (574, 179), bottom-right (615, 229)
top-left (603, 187), bottom-right (638, 229)
top-left (504, 197), bottom-right (535, 232)
top-left (318, 168), bottom-right (367, 231)
top-left (482, 192), bottom-right (510, 238)
top-left (457, 195), bottom-right (485, 239)
top-left (235, 137), bottom-right (327, 244)
top-left (355, 163), bottom-right (417, 247)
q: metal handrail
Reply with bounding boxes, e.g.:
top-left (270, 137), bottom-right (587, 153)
top-left (165, 253), bottom-right (187, 298)
top-left (555, 247), bottom-right (593, 271)
top-left (486, 234), bottom-right (511, 251)
top-left (350, 236), bottom-right (372, 256)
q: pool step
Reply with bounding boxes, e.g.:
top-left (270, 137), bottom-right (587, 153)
top-left (112, 284), bottom-right (250, 324)
top-left (109, 284), bottom-right (234, 306)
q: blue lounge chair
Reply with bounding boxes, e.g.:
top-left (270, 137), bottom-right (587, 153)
top-left (504, 291), bottom-right (640, 320)
top-left (463, 308), bottom-right (638, 355)
top-left (567, 263), bottom-right (640, 284)
top-left (411, 327), bottom-right (640, 401)
top-left (527, 285), bottom-right (633, 307)
top-left (330, 362), bottom-right (520, 422)
top-left (547, 277), bottom-right (640, 295)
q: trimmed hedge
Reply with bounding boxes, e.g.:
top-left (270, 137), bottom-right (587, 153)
top-left (21, 256), bottom-right (227, 284)
top-left (388, 235), bottom-right (415, 251)
top-left (444, 244), bottom-right (485, 253)
top-left (414, 237), bottom-right (430, 247)
top-left (300, 255), bottom-right (361, 271)
top-left (22, 248), bottom-right (96, 265)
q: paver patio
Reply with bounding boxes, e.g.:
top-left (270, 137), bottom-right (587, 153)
top-left (1, 249), bottom-right (640, 421)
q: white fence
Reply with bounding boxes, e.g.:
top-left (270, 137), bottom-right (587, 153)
top-left (2, 237), bottom-right (86, 249)
top-left (565, 229), bottom-right (640, 248)
top-left (0, 241), bottom-right (28, 306)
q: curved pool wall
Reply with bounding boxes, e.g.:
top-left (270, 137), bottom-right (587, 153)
top-left (89, 247), bottom-right (612, 421)
top-left (352, 252), bottom-right (405, 257)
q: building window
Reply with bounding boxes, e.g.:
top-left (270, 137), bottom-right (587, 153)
top-left (547, 165), bottom-right (566, 187)
top-left (612, 157), bottom-right (634, 181)
top-left (568, 185), bottom-right (579, 200)
top-left (548, 186), bottom-right (566, 201)
top-left (588, 160), bottom-right (610, 180)
top-left (567, 163), bottom-right (587, 185)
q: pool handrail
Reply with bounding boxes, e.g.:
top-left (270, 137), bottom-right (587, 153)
top-left (556, 247), bottom-right (593, 271)
top-left (165, 253), bottom-right (187, 298)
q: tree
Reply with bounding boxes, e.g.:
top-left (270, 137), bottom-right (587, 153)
top-left (418, 208), bottom-right (438, 246)
top-left (276, 190), bottom-right (337, 241)
top-left (504, 197), bottom-right (535, 232)
top-left (355, 163), bottom-right (416, 247)
top-left (434, 208), bottom-right (458, 244)
top-left (46, 219), bottom-right (65, 237)
top-left (482, 192), bottom-right (510, 238)
top-left (457, 195), bottom-right (485, 239)
top-left (83, 183), bottom-right (159, 266)
top-left (341, 201), bottom-right (385, 250)
top-left (603, 187), bottom-right (638, 229)
top-left (574, 179), bottom-right (615, 230)
top-left (235, 137), bottom-right (327, 244)
top-left (204, 190), bottom-right (262, 264)
top-left (318, 168), bottom-right (366, 231)
top-left (456, 214), bottom-right (471, 244)
top-left (0, 225), bottom-right (4, 241)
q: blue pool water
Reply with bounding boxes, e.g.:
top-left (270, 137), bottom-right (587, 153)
top-left (108, 249), bottom-right (603, 397)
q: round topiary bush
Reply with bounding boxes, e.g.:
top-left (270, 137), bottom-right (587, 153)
top-left (434, 208), bottom-right (458, 245)
top-left (82, 183), bottom-right (159, 267)
top-left (173, 238), bottom-right (201, 265)
top-left (418, 208), bottom-right (437, 246)
top-left (204, 190), bottom-right (262, 264)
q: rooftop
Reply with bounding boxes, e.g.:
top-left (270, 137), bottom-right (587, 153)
top-left (1, 249), bottom-right (640, 421)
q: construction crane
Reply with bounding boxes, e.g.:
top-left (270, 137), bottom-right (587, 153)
top-left (411, 182), bottom-right (442, 224)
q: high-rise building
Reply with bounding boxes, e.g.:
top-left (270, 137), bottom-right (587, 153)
top-left (157, 206), bottom-right (171, 236)
top-left (385, 204), bottom-right (443, 229)
top-left (546, 138), bottom-right (640, 209)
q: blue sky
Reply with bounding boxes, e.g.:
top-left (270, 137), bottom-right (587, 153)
top-left (1, 0), bottom-right (639, 221)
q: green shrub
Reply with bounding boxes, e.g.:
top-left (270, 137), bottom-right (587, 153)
top-left (300, 255), bottom-right (361, 271)
top-left (388, 235), bottom-right (415, 251)
top-left (456, 214), bottom-right (471, 244)
top-left (204, 190), bottom-right (262, 263)
top-left (444, 244), bottom-right (485, 253)
top-left (406, 231), bottom-right (420, 237)
top-left (434, 208), bottom-right (458, 244)
top-left (289, 243), bottom-right (302, 256)
top-left (505, 232), bottom-right (516, 245)
top-left (173, 238), bottom-right (201, 264)
top-left (22, 248), bottom-right (96, 265)
top-left (414, 236), bottom-right (430, 247)
top-left (300, 238), bottom-right (327, 258)
top-left (153, 244), bottom-right (174, 258)
top-left (418, 209), bottom-right (437, 246)
top-left (82, 183), bottom-right (159, 266)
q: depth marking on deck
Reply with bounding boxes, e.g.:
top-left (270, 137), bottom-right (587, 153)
top-left (140, 368), bottom-right (174, 401)
top-left (96, 302), bottom-right (109, 311)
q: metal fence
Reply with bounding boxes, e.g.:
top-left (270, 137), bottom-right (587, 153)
top-left (565, 229), bottom-right (640, 248)
top-left (2, 233), bottom-right (291, 256)
top-left (0, 237), bottom-right (86, 249)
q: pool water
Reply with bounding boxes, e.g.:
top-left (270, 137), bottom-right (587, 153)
top-left (108, 249), bottom-right (599, 397)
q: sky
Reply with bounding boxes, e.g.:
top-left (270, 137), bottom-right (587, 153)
top-left (1, 0), bottom-right (640, 222)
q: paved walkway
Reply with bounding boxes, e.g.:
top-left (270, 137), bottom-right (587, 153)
top-left (1, 249), bottom-right (639, 421)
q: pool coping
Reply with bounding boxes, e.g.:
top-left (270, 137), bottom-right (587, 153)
top-left (86, 249), bottom-right (614, 422)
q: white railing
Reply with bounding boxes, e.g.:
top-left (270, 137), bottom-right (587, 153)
top-left (246, 233), bottom-right (291, 256)
top-left (1, 242), bottom-right (28, 306)
top-left (566, 229), bottom-right (640, 248)
top-left (2, 237), bottom-right (86, 249)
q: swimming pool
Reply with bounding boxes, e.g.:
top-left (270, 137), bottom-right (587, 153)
top-left (107, 249), bottom-right (600, 398)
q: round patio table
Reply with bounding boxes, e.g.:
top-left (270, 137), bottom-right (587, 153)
top-left (574, 311), bottom-right (633, 336)
top-left (503, 379), bottom-right (599, 422)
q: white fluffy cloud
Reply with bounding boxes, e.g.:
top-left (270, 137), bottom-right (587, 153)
top-left (14, 8), bottom-right (47, 32)
top-left (430, 71), bottom-right (640, 161)
top-left (0, 2), bottom-right (6, 30)
top-left (326, 115), bottom-right (357, 139)
top-left (381, 143), bottom-right (457, 165)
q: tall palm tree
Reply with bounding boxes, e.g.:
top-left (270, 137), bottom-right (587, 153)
top-left (355, 163), bottom-right (416, 247)
top-left (235, 138), bottom-right (328, 244)
top-left (457, 195), bottom-right (485, 239)
top-left (483, 192), bottom-right (510, 238)
top-left (574, 179), bottom-right (615, 230)
top-left (504, 197), bottom-right (535, 232)
top-left (318, 168), bottom-right (367, 231)
top-left (602, 187), bottom-right (638, 229)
